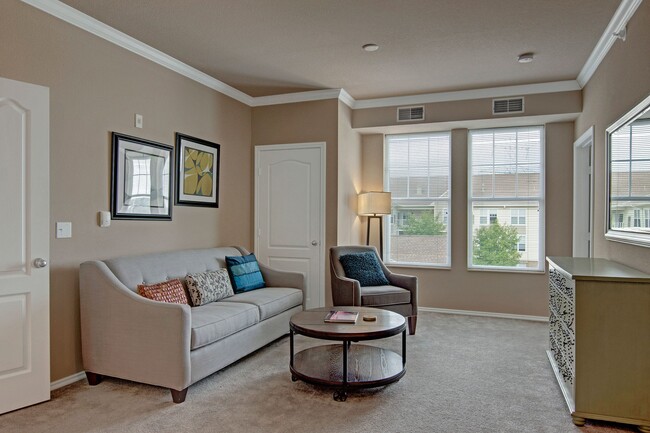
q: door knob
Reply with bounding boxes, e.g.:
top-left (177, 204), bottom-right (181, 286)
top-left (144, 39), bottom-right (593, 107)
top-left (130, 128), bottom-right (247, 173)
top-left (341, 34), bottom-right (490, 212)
top-left (33, 258), bottom-right (48, 268)
top-left (311, 240), bottom-right (318, 246)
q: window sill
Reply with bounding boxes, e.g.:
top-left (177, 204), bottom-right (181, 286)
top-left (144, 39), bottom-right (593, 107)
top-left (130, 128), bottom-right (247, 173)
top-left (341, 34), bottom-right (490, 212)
top-left (385, 263), bottom-right (451, 270)
top-left (467, 266), bottom-right (545, 274)
top-left (605, 230), bottom-right (650, 248)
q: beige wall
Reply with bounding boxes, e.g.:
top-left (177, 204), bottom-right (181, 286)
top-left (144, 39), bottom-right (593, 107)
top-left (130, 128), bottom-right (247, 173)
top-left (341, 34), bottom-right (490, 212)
top-left (575, 1), bottom-right (650, 272)
top-left (251, 99), bottom-right (339, 305)
top-left (337, 102), bottom-right (363, 246)
top-left (360, 123), bottom-right (574, 316)
top-left (1, 1), bottom-right (252, 381)
top-left (353, 91), bottom-right (582, 129)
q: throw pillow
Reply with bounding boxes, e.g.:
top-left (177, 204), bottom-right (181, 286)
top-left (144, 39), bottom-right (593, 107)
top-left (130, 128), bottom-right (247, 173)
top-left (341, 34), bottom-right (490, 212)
top-left (185, 269), bottom-right (234, 306)
top-left (137, 279), bottom-right (189, 304)
top-left (338, 251), bottom-right (390, 287)
top-left (225, 253), bottom-right (265, 293)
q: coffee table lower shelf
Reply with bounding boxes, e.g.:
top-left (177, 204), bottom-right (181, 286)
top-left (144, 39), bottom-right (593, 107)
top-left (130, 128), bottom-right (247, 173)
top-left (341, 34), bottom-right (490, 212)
top-left (290, 344), bottom-right (405, 401)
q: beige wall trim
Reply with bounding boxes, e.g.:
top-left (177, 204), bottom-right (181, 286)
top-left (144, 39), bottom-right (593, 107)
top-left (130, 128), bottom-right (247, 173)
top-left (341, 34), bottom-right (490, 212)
top-left (50, 371), bottom-right (85, 391)
top-left (576, 0), bottom-right (642, 87)
top-left (419, 307), bottom-right (548, 322)
top-left (21, 0), bottom-right (255, 106)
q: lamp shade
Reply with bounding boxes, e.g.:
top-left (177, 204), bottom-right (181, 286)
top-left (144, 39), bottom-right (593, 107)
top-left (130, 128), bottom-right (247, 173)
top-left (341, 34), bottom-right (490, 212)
top-left (358, 191), bottom-right (391, 216)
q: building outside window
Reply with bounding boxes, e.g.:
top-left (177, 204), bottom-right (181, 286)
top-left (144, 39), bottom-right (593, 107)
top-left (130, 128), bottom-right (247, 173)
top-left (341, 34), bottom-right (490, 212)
top-left (385, 132), bottom-right (451, 267)
top-left (633, 209), bottom-right (642, 227)
top-left (609, 119), bottom-right (650, 233)
top-left (468, 126), bottom-right (544, 271)
top-left (518, 235), bottom-right (526, 252)
top-left (511, 208), bottom-right (526, 225)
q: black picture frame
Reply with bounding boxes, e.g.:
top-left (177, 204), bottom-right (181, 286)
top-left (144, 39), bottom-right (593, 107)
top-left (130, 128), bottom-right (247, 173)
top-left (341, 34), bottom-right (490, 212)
top-left (174, 133), bottom-right (221, 208)
top-left (111, 132), bottom-right (173, 220)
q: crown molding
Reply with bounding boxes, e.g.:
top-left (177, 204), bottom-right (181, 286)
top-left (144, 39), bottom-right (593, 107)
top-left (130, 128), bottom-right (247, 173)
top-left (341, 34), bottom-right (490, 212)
top-left (576, 0), bottom-right (642, 87)
top-left (21, 0), bottom-right (255, 106)
top-left (351, 80), bottom-right (581, 109)
top-left (251, 88), bottom-right (348, 107)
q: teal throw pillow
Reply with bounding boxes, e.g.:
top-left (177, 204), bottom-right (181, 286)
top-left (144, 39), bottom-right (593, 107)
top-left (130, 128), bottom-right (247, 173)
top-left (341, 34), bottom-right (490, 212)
top-left (338, 251), bottom-right (390, 287)
top-left (225, 253), bottom-right (265, 293)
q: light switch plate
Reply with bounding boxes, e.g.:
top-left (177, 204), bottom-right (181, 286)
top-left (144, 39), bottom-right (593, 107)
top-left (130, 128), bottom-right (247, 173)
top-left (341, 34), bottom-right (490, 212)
top-left (98, 211), bottom-right (111, 227)
top-left (135, 113), bottom-right (143, 128)
top-left (56, 222), bottom-right (72, 239)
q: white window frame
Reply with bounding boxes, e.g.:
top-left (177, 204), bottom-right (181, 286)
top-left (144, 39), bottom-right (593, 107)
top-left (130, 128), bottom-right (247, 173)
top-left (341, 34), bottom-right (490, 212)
top-left (518, 234), bottom-right (527, 252)
top-left (384, 131), bottom-right (452, 268)
top-left (510, 208), bottom-right (526, 225)
top-left (467, 126), bottom-right (545, 272)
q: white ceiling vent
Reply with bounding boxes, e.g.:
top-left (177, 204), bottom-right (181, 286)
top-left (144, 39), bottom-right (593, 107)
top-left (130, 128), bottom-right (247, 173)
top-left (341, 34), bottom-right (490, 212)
top-left (397, 105), bottom-right (425, 122)
top-left (492, 97), bottom-right (524, 115)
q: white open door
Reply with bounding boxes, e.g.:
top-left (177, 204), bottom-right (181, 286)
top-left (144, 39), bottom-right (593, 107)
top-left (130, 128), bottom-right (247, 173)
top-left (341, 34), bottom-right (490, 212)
top-left (0, 76), bottom-right (50, 413)
top-left (255, 143), bottom-right (325, 309)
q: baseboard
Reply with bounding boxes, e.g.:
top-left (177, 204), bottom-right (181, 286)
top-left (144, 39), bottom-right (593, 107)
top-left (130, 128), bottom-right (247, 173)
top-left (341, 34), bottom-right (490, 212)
top-left (419, 306), bottom-right (548, 322)
top-left (51, 371), bottom-right (86, 391)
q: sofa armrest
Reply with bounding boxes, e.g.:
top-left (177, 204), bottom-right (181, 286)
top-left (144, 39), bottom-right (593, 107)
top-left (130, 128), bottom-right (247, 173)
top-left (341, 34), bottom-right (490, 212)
top-left (80, 261), bottom-right (192, 390)
top-left (258, 262), bottom-right (306, 292)
top-left (387, 272), bottom-right (418, 312)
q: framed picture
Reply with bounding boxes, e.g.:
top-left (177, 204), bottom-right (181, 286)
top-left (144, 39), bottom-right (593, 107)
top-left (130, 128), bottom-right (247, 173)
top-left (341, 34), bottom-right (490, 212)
top-left (111, 132), bottom-right (173, 220)
top-left (175, 133), bottom-right (220, 208)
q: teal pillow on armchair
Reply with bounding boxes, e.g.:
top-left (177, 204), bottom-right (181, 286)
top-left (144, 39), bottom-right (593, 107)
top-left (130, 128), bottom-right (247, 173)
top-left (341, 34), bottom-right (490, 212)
top-left (338, 251), bottom-right (390, 287)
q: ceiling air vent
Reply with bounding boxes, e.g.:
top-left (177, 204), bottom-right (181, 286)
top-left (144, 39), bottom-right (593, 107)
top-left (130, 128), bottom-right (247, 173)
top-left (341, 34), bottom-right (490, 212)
top-left (397, 105), bottom-right (425, 122)
top-left (492, 97), bottom-right (524, 115)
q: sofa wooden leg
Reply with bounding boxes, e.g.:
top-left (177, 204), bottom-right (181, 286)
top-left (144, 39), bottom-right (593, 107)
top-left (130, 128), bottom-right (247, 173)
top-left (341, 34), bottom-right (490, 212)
top-left (408, 316), bottom-right (417, 335)
top-left (85, 371), bottom-right (103, 386)
top-left (170, 388), bottom-right (188, 403)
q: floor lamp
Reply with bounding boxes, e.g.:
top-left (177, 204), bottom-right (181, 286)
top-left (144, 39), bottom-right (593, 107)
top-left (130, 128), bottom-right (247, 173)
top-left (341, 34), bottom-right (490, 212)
top-left (358, 191), bottom-right (391, 259)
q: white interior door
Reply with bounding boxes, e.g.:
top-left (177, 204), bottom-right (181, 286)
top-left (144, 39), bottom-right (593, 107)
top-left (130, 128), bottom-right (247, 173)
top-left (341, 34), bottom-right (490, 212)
top-left (255, 143), bottom-right (325, 309)
top-left (573, 127), bottom-right (594, 258)
top-left (0, 76), bottom-right (50, 414)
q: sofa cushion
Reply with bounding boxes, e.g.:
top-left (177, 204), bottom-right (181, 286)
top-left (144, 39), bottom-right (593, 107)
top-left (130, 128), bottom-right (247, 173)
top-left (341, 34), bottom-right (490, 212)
top-left (220, 287), bottom-right (303, 321)
top-left (137, 279), bottom-right (189, 304)
top-left (186, 269), bottom-right (234, 306)
top-left (190, 302), bottom-right (259, 350)
top-left (225, 253), bottom-right (265, 293)
top-left (339, 251), bottom-right (390, 287)
top-left (360, 285), bottom-right (411, 307)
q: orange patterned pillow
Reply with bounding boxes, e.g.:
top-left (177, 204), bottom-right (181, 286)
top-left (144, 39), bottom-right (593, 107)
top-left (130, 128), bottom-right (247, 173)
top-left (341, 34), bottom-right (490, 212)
top-left (137, 279), bottom-right (188, 304)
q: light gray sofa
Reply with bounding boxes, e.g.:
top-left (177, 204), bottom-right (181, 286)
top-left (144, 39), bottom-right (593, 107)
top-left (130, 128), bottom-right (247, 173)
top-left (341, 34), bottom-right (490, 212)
top-left (79, 246), bottom-right (304, 403)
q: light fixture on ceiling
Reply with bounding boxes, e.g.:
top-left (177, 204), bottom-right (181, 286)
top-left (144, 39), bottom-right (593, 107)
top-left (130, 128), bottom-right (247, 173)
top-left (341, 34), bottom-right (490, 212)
top-left (517, 53), bottom-right (535, 64)
top-left (362, 43), bottom-right (379, 52)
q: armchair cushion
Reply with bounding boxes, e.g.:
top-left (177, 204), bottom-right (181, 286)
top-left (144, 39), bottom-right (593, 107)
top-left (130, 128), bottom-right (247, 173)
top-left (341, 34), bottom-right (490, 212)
top-left (361, 285), bottom-right (411, 307)
top-left (338, 251), bottom-right (390, 287)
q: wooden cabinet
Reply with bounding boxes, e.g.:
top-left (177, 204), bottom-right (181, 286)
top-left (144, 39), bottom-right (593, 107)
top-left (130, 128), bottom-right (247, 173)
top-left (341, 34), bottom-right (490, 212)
top-left (546, 257), bottom-right (650, 432)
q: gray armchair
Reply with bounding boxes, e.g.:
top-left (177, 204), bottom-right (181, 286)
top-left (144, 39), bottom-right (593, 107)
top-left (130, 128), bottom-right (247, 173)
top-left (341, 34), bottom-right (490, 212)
top-left (329, 245), bottom-right (418, 335)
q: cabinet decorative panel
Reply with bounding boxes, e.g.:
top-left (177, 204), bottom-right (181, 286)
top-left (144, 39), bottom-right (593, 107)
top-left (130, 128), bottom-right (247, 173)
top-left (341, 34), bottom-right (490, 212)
top-left (546, 257), bottom-right (650, 432)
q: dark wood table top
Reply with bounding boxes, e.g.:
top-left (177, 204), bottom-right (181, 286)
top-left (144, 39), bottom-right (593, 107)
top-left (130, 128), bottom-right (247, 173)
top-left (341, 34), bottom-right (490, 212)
top-left (290, 306), bottom-right (406, 341)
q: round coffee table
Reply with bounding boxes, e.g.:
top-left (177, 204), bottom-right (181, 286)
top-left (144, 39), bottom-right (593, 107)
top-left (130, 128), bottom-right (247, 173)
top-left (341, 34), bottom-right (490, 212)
top-left (289, 306), bottom-right (406, 401)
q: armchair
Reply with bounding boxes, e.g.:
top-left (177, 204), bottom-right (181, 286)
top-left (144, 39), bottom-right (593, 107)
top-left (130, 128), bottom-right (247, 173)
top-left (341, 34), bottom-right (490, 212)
top-left (329, 245), bottom-right (418, 335)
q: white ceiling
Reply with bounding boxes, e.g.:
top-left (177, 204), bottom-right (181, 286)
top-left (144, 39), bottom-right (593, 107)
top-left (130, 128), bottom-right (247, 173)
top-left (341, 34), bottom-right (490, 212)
top-left (59, 0), bottom-right (621, 100)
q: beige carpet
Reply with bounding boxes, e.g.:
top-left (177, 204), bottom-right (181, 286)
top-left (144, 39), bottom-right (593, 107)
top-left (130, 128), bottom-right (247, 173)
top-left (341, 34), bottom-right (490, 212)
top-left (0, 312), bottom-right (641, 433)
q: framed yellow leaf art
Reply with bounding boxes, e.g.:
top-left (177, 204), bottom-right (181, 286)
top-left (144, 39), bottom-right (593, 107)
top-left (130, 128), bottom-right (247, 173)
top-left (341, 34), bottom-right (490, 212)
top-left (175, 133), bottom-right (220, 207)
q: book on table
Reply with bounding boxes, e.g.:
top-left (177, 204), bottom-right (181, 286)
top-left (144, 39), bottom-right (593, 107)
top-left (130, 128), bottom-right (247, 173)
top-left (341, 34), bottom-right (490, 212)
top-left (324, 310), bottom-right (359, 323)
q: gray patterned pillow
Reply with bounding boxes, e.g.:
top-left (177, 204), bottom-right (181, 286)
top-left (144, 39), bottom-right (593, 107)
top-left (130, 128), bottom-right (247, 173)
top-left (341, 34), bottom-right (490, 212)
top-left (185, 269), bottom-right (234, 306)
